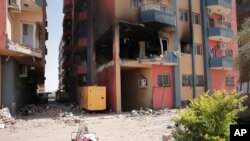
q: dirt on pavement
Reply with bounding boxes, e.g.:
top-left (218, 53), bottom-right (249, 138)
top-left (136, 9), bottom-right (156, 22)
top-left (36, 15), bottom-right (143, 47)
top-left (0, 103), bottom-right (177, 141)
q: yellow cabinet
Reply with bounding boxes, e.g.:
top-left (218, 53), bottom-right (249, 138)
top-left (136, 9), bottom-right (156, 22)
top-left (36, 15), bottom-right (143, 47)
top-left (79, 86), bottom-right (106, 111)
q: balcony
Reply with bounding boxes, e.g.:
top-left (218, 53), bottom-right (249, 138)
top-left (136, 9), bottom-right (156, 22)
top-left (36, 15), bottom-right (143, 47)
top-left (7, 42), bottom-right (42, 58)
top-left (207, 0), bottom-right (232, 15)
top-left (139, 3), bottom-right (176, 29)
top-left (208, 21), bottom-right (234, 43)
top-left (140, 51), bottom-right (178, 65)
top-left (210, 57), bottom-right (233, 70)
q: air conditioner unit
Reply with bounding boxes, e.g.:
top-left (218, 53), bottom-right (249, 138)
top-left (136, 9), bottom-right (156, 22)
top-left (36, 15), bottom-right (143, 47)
top-left (218, 43), bottom-right (227, 50)
top-left (9, 0), bottom-right (21, 12)
top-left (19, 66), bottom-right (28, 77)
top-left (138, 79), bottom-right (147, 88)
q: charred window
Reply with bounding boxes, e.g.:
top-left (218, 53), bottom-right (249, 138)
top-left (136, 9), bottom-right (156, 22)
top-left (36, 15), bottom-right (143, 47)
top-left (181, 42), bottom-right (191, 54)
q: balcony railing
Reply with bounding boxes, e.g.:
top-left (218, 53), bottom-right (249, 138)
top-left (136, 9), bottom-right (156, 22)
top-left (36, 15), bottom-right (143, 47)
top-left (140, 3), bottom-right (175, 15)
top-left (210, 57), bottom-right (233, 69)
top-left (140, 51), bottom-right (177, 65)
top-left (7, 40), bottom-right (42, 58)
top-left (208, 21), bottom-right (234, 42)
top-left (139, 3), bottom-right (176, 27)
top-left (207, 0), bottom-right (232, 9)
top-left (210, 21), bottom-right (232, 29)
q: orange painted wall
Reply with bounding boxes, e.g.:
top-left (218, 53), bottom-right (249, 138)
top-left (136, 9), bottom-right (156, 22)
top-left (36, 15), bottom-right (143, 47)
top-left (0, 0), bottom-right (6, 49)
top-left (152, 65), bottom-right (174, 109)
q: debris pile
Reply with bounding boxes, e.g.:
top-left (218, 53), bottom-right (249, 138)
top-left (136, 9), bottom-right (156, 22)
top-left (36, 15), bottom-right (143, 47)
top-left (130, 108), bottom-right (169, 117)
top-left (57, 112), bottom-right (83, 125)
top-left (20, 103), bottom-right (80, 116)
top-left (0, 108), bottom-right (15, 128)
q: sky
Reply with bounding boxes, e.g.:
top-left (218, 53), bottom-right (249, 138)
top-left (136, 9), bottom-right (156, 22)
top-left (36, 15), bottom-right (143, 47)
top-left (45, 0), bottom-right (63, 92)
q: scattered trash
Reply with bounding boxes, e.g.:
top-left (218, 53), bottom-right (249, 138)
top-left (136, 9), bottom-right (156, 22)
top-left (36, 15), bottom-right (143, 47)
top-left (57, 112), bottom-right (84, 125)
top-left (0, 107), bottom-right (16, 128)
top-left (72, 124), bottom-right (99, 141)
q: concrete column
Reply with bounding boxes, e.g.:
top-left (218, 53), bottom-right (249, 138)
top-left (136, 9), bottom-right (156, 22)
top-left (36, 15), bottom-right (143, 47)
top-left (138, 41), bottom-right (146, 59)
top-left (114, 22), bottom-right (121, 112)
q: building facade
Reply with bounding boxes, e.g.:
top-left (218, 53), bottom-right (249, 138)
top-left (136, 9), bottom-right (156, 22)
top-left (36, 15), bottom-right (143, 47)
top-left (59, 0), bottom-right (238, 112)
top-left (0, 0), bottom-right (48, 114)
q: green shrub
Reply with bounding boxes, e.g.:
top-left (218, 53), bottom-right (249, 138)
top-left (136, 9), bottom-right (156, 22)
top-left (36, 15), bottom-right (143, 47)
top-left (173, 91), bottom-right (247, 141)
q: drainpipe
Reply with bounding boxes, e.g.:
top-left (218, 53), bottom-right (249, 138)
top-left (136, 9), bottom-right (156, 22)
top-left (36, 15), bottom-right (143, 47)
top-left (200, 0), bottom-right (211, 92)
top-left (173, 0), bottom-right (181, 107)
top-left (189, 0), bottom-right (196, 98)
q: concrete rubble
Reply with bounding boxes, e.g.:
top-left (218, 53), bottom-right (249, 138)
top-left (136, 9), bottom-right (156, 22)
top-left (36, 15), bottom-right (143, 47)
top-left (18, 103), bottom-right (84, 126)
top-left (0, 107), bottom-right (16, 128)
top-left (130, 108), bottom-right (170, 117)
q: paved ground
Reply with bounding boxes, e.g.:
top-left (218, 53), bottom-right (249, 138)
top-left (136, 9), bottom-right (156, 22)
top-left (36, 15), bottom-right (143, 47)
top-left (0, 103), bottom-right (177, 141)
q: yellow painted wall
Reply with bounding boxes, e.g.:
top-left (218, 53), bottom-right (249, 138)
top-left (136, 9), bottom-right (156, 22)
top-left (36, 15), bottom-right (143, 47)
top-left (12, 11), bottom-right (42, 48)
top-left (115, 0), bottom-right (138, 23)
top-left (179, 54), bottom-right (193, 100)
top-left (193, 25), bottom-right (202, 44)
top-left (121, 68), bottom-right (152, 111)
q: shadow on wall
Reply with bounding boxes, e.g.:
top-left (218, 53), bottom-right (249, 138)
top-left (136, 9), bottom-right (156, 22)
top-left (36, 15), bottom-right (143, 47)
top-left (2, 57), bottom-right (36, 115)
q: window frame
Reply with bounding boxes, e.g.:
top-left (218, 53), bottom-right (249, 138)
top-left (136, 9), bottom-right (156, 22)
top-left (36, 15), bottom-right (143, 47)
top-left (226, 76), bottom-right (234, 86)
top-left (179, 9), bottom-right (189, 22)
top-left (192, 13), bottom-right (201, 25)
top-left (196, 75), bottom-right (204, 87)
top-left (130, 0), bottom-right (142, 9)
top-left (182, 74), bottom-right (192, 86)
top-left (158, 74), bottom-right (171, 87)
top-left (20, 22), bottom-right (36, 48)
top-left (194, 44), bottom-right (203, 55)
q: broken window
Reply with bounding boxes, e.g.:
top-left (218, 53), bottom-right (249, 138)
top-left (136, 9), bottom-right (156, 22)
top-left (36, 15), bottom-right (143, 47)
top-left (158, 74), bottom-right (170, 87)
top-left (181, 42), bottom-right (191, 54)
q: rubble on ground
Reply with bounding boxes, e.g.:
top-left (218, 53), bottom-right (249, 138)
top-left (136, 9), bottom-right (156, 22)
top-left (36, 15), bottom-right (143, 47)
top-left (130, 108), bottom-right (170, 117)
top-left (56, 112), bottom-right (84, 126)
top-left (0, 108), bottom-right (16, 128)
top-left (18, 103), bottom-right (84, 126)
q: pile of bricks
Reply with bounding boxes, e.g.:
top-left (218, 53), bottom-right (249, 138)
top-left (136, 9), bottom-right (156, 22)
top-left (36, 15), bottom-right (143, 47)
top-left (0, 108), bottom-right (15, 127)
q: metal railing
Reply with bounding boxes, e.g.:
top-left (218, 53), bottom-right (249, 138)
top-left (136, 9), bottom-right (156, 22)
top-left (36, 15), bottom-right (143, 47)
top-left (210, 49), bottom-right (233, 58)
top-left (139, 3), bottom-right (175, 15)
top-left (210, 21), bottom-right (232, 29)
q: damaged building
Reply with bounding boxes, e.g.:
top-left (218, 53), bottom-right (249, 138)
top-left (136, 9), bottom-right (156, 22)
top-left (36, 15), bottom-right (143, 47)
top-left (0, 0), bottom-right (48, 114)
top-left (59, 0), bottom-right (239, 112)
